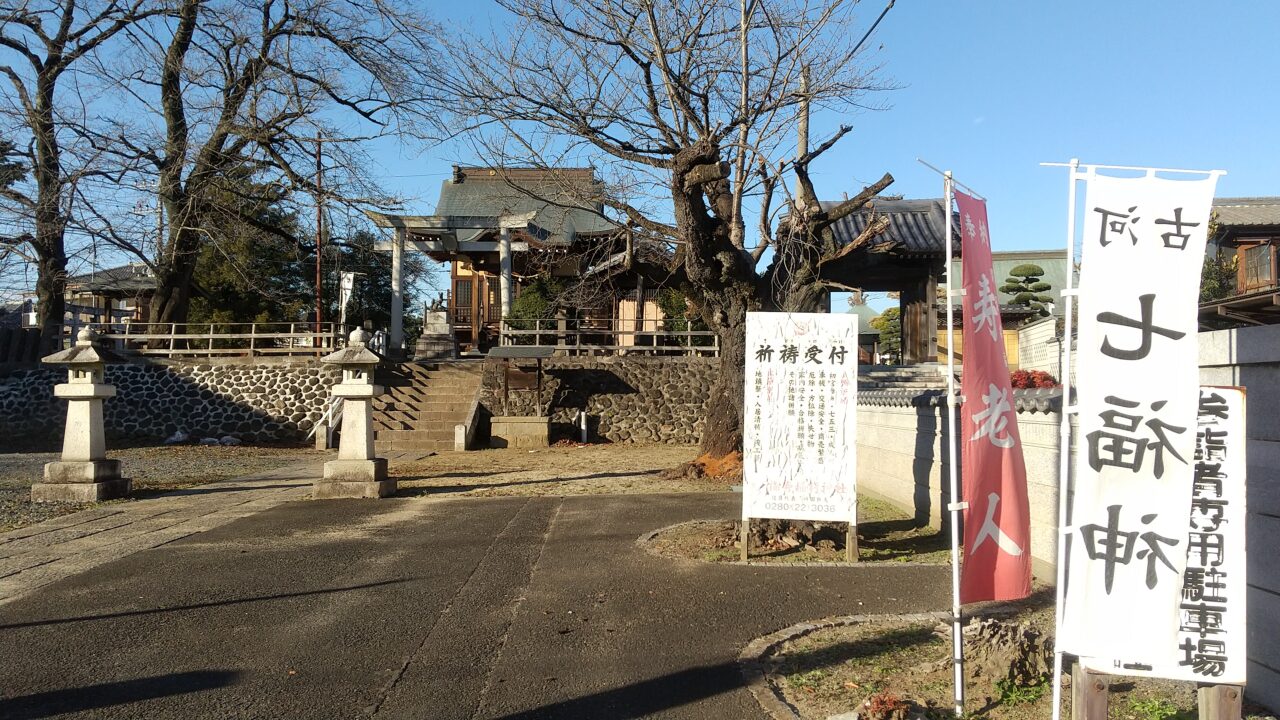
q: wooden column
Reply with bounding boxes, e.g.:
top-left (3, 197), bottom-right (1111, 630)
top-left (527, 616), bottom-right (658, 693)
top-left (1070, 664), bottom-right (1108, 720)
top-left (901, 277), bottom-right (929, 365)
top-left (1199, 684), bottom-right (1243, 720)
top-left (900, 271), bottom-right (941, 365)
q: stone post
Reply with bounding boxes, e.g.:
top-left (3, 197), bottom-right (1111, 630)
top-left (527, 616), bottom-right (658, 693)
top-left (33, 328), bottom-right (130, 502)
top-left (498, 226), bottom-right (513, 319)
top-left (389, 228), bottom-right (405, 359)
top-left (316, 328), bottom-right (393, 498)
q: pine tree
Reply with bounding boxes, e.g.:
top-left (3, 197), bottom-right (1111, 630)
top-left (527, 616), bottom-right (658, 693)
top-left (999, 264), bottom-right (1054, 317)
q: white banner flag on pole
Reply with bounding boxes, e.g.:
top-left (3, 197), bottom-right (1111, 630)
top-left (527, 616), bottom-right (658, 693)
top-left (338, 271), bottom-right (356, 329)
top-left (1060, 171), bottom-right (1219, 662)
top-left (743, 312), bottom-right (858, 523)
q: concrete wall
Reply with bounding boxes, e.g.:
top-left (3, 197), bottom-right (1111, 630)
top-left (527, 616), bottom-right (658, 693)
top-left (853, 391), bottom-right (1070, 580)
top-left (1016, 316), bottom-right (1058, 376)
top-left (0, 359), bottom-right (339, 444)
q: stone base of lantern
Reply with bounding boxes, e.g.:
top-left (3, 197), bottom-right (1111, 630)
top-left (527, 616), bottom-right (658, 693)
top-left (34, 460), bottom-right (130, 502)
top-left (315, 459), bottom-right (393, 499)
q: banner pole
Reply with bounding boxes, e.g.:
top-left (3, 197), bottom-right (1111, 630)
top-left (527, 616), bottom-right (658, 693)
top-left (942, 172), bottom-right (964, 717)
top-left (1050, 157), bottom-right (1080, 720)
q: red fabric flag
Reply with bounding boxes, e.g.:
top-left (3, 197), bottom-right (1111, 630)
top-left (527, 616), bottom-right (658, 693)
top-left (954, 191), bottom-right (1032, 603)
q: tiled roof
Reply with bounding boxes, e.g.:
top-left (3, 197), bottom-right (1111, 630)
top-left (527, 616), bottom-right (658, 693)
top-left (1213, 197), bottom-right (1280, 228)
top-left (824, 197), bottom-right (960, 255)
top-left (435, 167), bottom-right (617, 240)
top-left (65, 264), bottom-right (156, 293)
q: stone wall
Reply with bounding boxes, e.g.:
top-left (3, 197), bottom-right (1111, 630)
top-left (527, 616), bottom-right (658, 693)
top-left (0, 359), bottom-right (339, 444)
top-left (479, 356), bottom-right (717, 444)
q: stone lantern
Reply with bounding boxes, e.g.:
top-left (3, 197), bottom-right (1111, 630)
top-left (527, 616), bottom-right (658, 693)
top-left (316, 328), bottom-right (393, 498)
top-left (33, 327), bottom-right (129, 502)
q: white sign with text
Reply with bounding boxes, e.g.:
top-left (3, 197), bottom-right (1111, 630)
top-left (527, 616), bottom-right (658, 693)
top-left (743, 312), bottom-right (858, 522)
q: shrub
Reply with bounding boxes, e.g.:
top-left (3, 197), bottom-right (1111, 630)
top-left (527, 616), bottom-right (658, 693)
top-left (1010, 369), bottom-right (1059, 389)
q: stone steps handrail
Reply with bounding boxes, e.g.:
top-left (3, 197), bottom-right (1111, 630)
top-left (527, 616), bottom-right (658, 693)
top-left (74, 321), bottom-right (348, 358)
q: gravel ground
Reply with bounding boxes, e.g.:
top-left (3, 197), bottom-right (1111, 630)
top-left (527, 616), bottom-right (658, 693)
top-left (0, 445), bottom-right (324, 532)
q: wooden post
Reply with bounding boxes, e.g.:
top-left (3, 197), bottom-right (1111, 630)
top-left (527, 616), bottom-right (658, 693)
top-left (1070, 664), bottom-right (1108, 720)
top-left (502, 359), bottom-right (511, 417)
top-left (169, 322), bottom-right (176, 354)
top-left (846, 522), bottom-right (859, 563)
top-left (740, 517), bottom-right (749, 562)
top-left (1199, 684), bottom-right (1243, 720)
top-left (207, 322), bottom-right (214, 357)
top-left (249, 322), bottom-right (256, 356)
top-left (535, 359), bottom-right (544, 415)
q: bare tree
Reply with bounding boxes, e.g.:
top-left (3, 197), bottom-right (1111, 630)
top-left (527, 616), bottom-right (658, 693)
top-left (0, 0), bottom-right (165, 352)
top-left (435, 0), bottom-right (895, 460)
top-left (78, 0), bottom-right (439, 327)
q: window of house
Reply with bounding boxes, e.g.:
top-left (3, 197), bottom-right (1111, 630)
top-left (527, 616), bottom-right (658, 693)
top-left (487, 281), bottom-right (500, 321)
top-left (453, 279), bottom-right (472, 321)
top-left (1241, 241), bottom-right (1275, 291)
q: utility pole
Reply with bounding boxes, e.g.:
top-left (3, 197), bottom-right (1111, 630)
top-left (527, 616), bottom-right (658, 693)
top-left (314, 132), bottom-right (324, 347)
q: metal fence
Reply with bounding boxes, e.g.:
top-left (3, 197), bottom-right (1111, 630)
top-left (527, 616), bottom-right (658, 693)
top-left (499, 318), bottom-right (718, 357)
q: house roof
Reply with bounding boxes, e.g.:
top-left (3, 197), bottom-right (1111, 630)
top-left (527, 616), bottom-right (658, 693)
top-left (433, 166), bottom-right (617, 241)
top-left (1213, 197), bottom-right (1280, 228)
top-left (65, 264), bottom-right (156, 294)
top-left (824, 197), bottom-right (960, 255)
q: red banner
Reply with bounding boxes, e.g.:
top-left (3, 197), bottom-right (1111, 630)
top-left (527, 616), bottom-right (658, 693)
top-left (954, 191), bottom-right (1032, 603)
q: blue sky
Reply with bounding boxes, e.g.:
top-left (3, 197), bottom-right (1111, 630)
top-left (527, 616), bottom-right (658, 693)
top-left (374, 0), bottom-right (1280, 309)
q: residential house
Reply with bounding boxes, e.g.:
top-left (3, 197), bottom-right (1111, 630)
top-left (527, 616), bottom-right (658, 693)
top-left (1200, 197), bottom-right (1280, 327)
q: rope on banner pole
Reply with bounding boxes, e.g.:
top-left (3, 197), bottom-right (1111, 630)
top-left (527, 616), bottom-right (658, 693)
top-left (1041, 160), bottom-right (1226, 178)
top-left (942, 172), bottom-right (965, 717)
top-left (1046, 157), bottom-right (1081, 720)
top-left (917, 158), bottom-right (986, 201)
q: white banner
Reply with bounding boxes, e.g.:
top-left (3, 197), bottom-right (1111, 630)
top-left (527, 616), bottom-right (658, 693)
top-left (1083, 386), bottom-right (1248, 683)
top-left (743, 312), bottom-right (858, 523)
top-left (1061, 172), bottom-right (1219, 661)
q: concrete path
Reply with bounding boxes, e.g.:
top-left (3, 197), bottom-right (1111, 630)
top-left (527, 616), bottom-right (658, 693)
top-left (0, 451), bottom-right (437, 605)
top-left (0, 491), bottom-right (950, 720)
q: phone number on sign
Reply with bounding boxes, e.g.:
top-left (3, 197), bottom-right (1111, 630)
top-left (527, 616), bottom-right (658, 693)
top-left (762, 501), bottom-right (837, 514)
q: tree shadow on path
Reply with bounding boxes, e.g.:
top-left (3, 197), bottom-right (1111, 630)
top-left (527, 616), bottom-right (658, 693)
top-left (0, 670), bottom-right (241, 719)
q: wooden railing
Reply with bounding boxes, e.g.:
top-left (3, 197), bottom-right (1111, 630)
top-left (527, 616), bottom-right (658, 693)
top-left (499, 318), bottom-right (718, 357)
top-left (81, 322), bottom-right (347, 358)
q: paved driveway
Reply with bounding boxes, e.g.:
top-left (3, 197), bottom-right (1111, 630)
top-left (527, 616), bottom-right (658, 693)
top-left (0, 492), bottom-right (949, 719)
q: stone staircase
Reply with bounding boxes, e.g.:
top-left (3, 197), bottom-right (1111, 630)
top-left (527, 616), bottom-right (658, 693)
top-left (372, 362), bottom-right (484, 452)
top-left (858, 363), bottom-right (951, 390)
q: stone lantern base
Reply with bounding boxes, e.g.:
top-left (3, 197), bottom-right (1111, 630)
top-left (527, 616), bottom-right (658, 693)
top-left (316, 458), bottom-right (393, 499)
top-left (33, 460), bottom-right (130, 502)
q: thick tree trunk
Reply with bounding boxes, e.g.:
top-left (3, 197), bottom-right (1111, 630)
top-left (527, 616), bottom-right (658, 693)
top-left (32, 73), bottom-right (66, 355)
top-left (700, 301), bottom-right (748, 457)
top-left (35, 247), bottom-right (66, 354)
top-left (148, 222), bottom-right (200, 328)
